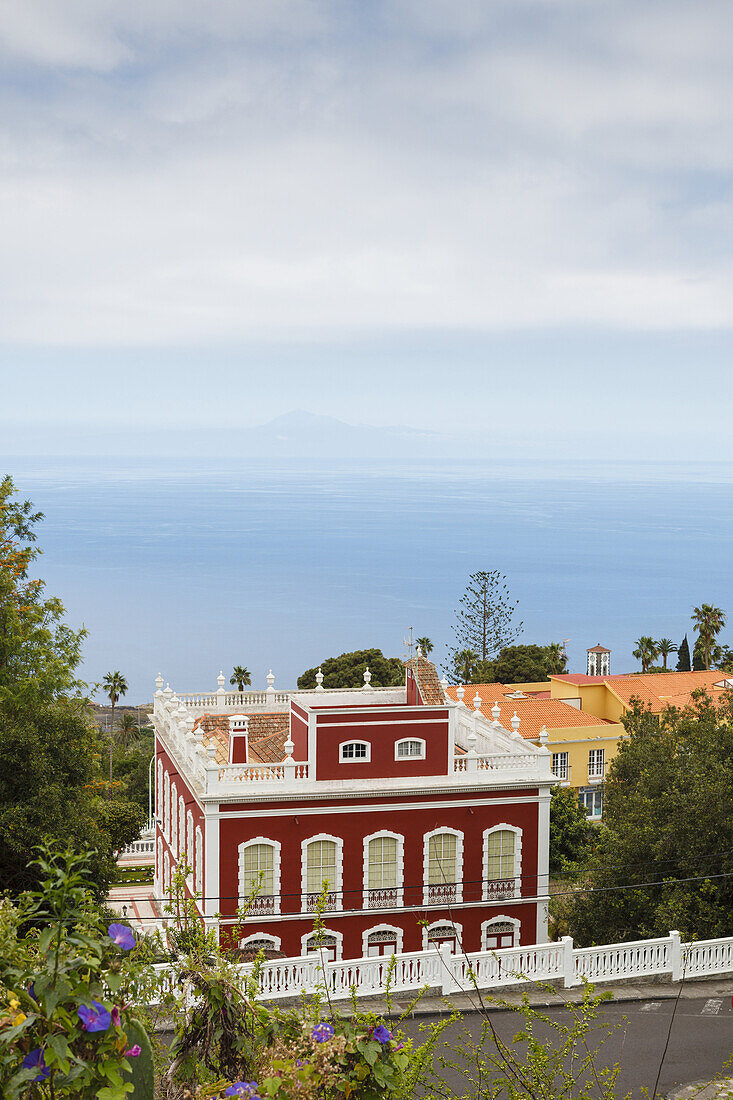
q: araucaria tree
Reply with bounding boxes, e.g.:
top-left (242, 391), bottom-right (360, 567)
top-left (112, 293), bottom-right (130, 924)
top-left (448, 571), bottom-right (522, 679)
top-left (691, 603), bottom-right (727, 670)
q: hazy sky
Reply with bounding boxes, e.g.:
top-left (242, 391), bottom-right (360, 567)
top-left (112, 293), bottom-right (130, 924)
top-left (1, 1), bottom-right (732, 455)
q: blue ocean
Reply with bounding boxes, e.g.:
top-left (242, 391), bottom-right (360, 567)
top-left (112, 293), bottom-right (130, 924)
top-left (3, 457), bottom-right (731, 702)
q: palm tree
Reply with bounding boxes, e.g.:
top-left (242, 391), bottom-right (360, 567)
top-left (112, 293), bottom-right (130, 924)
top-left (117, 712), bottom-right (138, 749)
top-left (230, 666), bottom-right (251, 692)
top-left (102, 671), bottom-right (128, 783)
top-left (656, 638), bottom-right (677, 670)
top-left (632, 636), bottom-right (658, 674)
top-left (454, 648), bottom-right (478, 684)
top-left (547, 642), bottom-right (568, 675)
top-left (691, 604), bottom-right (727, 670)
top-left (415, 637), bottom-right (434, 655)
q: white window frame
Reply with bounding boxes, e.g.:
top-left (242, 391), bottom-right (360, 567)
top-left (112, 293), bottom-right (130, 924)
top-left (170, 781), bottom-right (178, 852)
top-left (551, 751), bottom-right (570, 782)
top-left (238, 837), bottom-right (282, 914)
top-left (195, 826), bottom-right (203, 894)
top-left (422, 919), bottom-right (463, 951)
top-left (301, 834), bottom-right (343, 912)
top-left (363, 831), bottom-right (404, 908)
top-left (156, 837), bottom-right (163, 896)
top-left (157, 760), bottom-right (163, 821)
top-left (301, 928), bottom-right (344, 961)
top-left (186, 810), bottom-right (194, 863)
top-left (339, 740), bottom-right (371, 763)
top-left (423, 828), bottom-right (464, 905)
top-left (239, 932), bottom-right (282, 952)
top-left (163, 851), bottom-right (171, 895)
top-left (588, 747), bottom-right (605, 782)
top-left (362, 924), bottom-right (404, 957)
top-left (481, 915), bottom-right (521, 950)
top-left (178, 795), bottom-right (185, 857)
top-left (163, 771), bottom-right (170, 840)
top-left (483, 824), bottom-right (522, 901)
top-left (394, 737), bottom-right (426, 760)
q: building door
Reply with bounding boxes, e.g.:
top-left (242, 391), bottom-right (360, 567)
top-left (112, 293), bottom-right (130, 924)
top-left (484, 921), bottom-right (515, 950)
top-left (366, 930), bottom-right (398, 957)
top-left (426, 924), bottom-right (458, 953)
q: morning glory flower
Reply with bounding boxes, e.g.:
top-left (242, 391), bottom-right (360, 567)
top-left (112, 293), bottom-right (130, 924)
top-left (107, 923), bottom-right (136, 950)
top-left (77, 1001), bottom-right (112, 1032)
top-left (111, 1006), bottom-right (121, 1027)
top-left (124, 1045), bottom-right (142, 1058)
top-left (23, 1049), bottom-right (50, 1082)
top-left (371, 1024), bottom-right (392, 1043)
top-left (311, 1021), bottom-right (335, 1042)
top-left (224, 1083), bottom-right (261, 1098)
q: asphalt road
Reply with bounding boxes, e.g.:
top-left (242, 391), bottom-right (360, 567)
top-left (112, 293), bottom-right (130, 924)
top-left (400, 996), bottom-right (733, 1098)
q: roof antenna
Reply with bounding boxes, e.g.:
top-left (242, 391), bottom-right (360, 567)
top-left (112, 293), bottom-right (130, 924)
top-left (402, 626), bottom-right (414, 661)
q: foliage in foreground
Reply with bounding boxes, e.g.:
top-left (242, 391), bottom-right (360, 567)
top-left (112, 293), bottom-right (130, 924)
top-left (0, 845), bottom-right (156, 1099)
top-left (560, 691), bottom-right (733, 945)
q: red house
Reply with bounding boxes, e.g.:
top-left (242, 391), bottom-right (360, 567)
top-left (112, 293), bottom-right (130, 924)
top-left (153, 658), bottom-right (553, 960)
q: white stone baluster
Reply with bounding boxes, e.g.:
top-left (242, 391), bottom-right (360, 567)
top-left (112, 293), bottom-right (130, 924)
top-left (216, 670), bottom-right (226, 712)
top-left (363, 666), bottom-right (372, 688)
top-left (315, 668), bottom-right (325, 692)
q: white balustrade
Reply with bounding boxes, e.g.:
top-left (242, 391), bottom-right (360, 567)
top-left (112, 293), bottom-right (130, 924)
top-left (143, 929), bottom-right (733, 1006)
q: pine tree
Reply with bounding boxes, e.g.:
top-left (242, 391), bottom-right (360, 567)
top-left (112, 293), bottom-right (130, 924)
top-left (676, 634), bottom-right (691, 672)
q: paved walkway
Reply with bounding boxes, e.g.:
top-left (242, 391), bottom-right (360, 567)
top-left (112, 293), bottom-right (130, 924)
top-left (107, 883), bottom-right (164, 933)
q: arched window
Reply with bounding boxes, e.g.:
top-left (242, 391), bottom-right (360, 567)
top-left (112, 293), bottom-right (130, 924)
top-left (178, 796), bottom-right (185, 857)
top-left (157, 760), bottom-right (163, 820)
top-left (363, 832), bottom-right (404, 908)
top-left (422, 920), bottom-right (463, 952)
top-left (301, 929), bottom-right (343, 962)
top-left (483, 825), bottom-right (522, 900)
top-left (482, 917), bottom-right (520, 951)
top-left (302, 835), bottom-right (342, 912)
top-left (239, 933), bottom-right (282, 953)
top-left (163, 772), bottom-right (170, 839)
top-left (423, 829), bottom-right (463, 904)
top-left (186, 811), bottom-right (194, 868)
top-left (163, 851), bottom-right (171, 895)
top-left (156, 837), bottom-right (163, 895)
top-left (395, 738), bottom-right (426, 759)
top-left (238, 839), bottom-right (281, 914)
top-left (195, 827), bottom-right (203, 893)
top-left (363, 925), bottom-right (404, 957)
top-left (170, 782), bottom-right (178, 852)
top-left (339, 741), bottom-right (371, 762)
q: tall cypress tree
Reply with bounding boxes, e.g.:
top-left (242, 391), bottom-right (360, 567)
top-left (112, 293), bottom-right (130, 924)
top-left (676, 634), bottom-right (691, 671)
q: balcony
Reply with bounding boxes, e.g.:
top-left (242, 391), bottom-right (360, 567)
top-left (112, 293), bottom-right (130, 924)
top-left (365, 887), bottom-right (401, 909)
top-left (249, 895), bottom-right (277, 915)
top-left (304, 891), bottom-right (339, 913)
top-left (588, 762), bottom-right (606, 785)
top-left (484, 878), bottom-right (517, 900)
top-left (424, 883), bottom-right (459, 905)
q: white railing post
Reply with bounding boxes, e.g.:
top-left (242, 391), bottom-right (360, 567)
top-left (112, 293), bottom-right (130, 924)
top-left (669, 930), bottom-right (682, 982)
top-left (562, 935), bottom-right (577, 987)
top-left (216, 671), bottom-right (227, 712)
top-left (439, 944), bottom-right (462, 995)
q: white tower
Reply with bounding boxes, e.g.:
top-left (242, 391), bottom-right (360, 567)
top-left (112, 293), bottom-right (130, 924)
top-left (587, 644), bottom-right (611, 677)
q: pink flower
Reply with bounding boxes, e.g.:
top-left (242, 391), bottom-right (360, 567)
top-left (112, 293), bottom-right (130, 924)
top-left (124, 1045), bottom-right (142, 1058)
top-left (111, 1006), bottom-right (121, 1027)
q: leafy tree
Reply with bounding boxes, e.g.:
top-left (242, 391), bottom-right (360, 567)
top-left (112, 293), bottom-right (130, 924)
top-left (676, 634), bottom-right (691, 671)
top-left (448, 570), bottom-right (522, 670)
top-left (563, 692), bottom-right (733, 945)
top-left (102, 670), bottom-right (128, 783)
top-left (0, 476), bottom-right (86, 705)
top-left (691, 603), bottom-right (727, 670)
top-left (117, 711), bottom-right (138, 749)
top-left (655, 638), bottom-right (677, 670)
top-left (415, 636), bottom-right (433, 655)
top-left (463, 644), bottom-right (569, 685)
top-left (549, 785), bottom-right (594, 876)
top-left (297, 649), bottom-right (405, 689)
top-left (111, 725), bottom-right (154, 819)
top-left (230, 665), bottom-right (251, 691)
top-left (0, 699), bottom-right (144, 897)
top-left (632, 635), bottom-right (658, 673)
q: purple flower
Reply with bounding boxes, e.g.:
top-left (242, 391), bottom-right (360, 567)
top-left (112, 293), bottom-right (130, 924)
top-left (392, 1040), bottom-right (405, 1051)
top-left (311, 1021), bottom-right (335, 1043)
top-left (224, 1084), bottom-right (261, 1098)
top-left (124, 1045), bottom-right (142, 1058)
top-left (371, 1024), bottom-right (392, 1044)
top-left (78, 1001), bottom-right (112, 1032)
top-left (111, 1006), bottom-right (121, 1027)
top-left (108, 923), bottom-right (136, 951)
top-left (27, 982), bottom-right (36, 1001)
top-left (23, 1049), bottom-right (50, 1082)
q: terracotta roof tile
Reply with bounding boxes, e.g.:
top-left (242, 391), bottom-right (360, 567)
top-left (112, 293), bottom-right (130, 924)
top-left (445, 683), bottom-right (610, 739)
top-left (193, 712), bottom-right (290, 765)
top-left (404, 656), bottom-right (446, 705)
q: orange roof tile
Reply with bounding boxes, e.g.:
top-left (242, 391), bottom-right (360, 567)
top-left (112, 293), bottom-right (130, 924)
top-left (445, 683), bottom-right (610, 739)
top-left (404, 656), bottom-right (446, 704)
top-left (192, 712), bottom-right (290, 765)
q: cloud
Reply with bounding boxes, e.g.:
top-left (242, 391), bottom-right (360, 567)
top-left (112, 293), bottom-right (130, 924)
top-left (0, 0), bottom-right (731, 344)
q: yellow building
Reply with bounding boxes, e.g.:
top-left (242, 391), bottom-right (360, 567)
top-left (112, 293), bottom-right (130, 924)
top-left (447, 669), bottom-right (733, 820)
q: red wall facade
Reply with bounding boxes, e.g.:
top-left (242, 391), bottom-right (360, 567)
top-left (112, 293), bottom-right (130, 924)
top-left (314, 708), bottom-right (450, 780)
